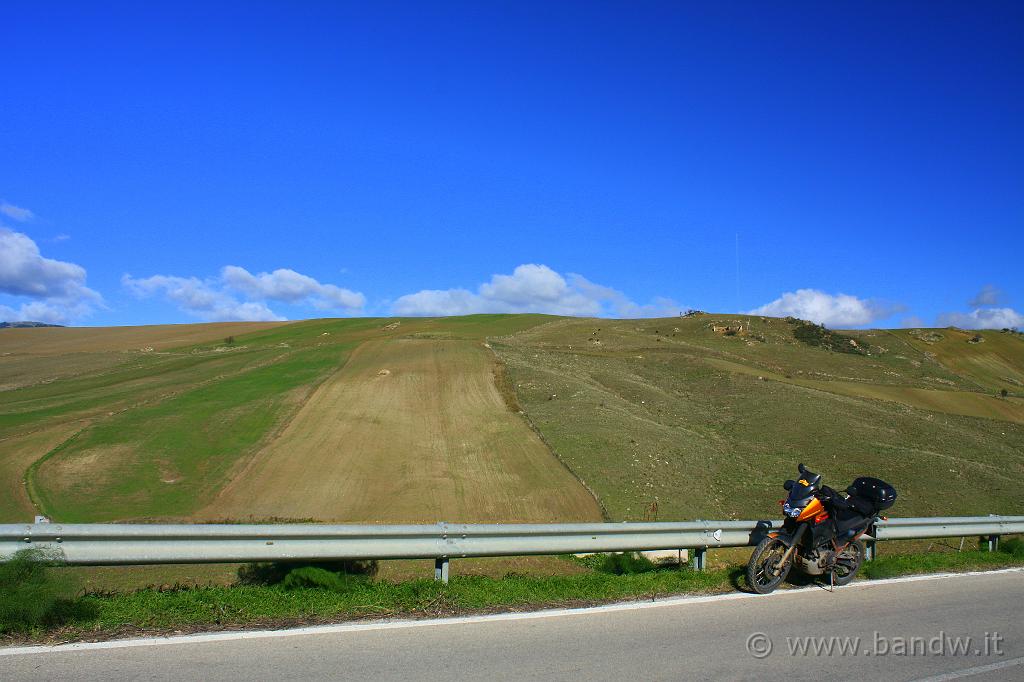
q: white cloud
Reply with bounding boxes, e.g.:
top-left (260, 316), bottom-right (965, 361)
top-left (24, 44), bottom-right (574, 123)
top-left (0, 202), bottom-right (34, 222)
top-left (567, 274), bottom-right (681, 318)
top-left (479, 264), bottom-right (575, 308)
top-left (0, 229), bottom-right (97, 301)
top-left (937, 308), bottom-right (1024, 330)
top-left (392, 264), bottom-right (683, 318)
top-left (969, 285), bottom-right (1004, 308)
top-left (0, 228), bottom-right (100, 324)
top-left (392, 288), bottom-right (489, 317)
top-left (0, 304), bottom-right (84, 325)
top-left (939, 286), bottom-right (1022, 329)
top-left (747, 289), bottom-right (892, 327)
top-left (123, 266), bottom-right (365, 322)
top-left (222, 266), bottom-right (364, 311)
top-left (0, 301), bottom-right (94, 325)
top-left (123, 274), bottom-right (286, 322)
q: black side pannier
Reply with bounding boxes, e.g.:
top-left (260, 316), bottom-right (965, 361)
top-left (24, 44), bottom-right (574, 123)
top-left (846, 476), bottom-right (897, 513)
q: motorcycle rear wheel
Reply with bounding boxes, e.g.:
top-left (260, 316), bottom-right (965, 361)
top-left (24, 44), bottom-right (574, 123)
top-left (746, 537), bottom-right (793, 594)
top-left (831, 539), bottom-right (864, 586)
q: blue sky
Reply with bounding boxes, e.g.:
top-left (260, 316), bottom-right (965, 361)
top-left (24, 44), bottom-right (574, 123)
top-left (1, 2), bottom-right (1022, 328)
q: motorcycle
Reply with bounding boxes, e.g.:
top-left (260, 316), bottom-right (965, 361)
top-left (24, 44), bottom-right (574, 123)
top-left (746, 464), bottom-right (896, 594)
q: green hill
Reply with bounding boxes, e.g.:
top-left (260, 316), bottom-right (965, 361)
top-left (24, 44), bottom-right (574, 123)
top-left (1, 314), bottom-right (1022, 524)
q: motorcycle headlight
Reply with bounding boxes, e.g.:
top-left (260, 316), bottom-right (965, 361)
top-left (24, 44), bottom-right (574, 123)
top-left (783, 502), bottom-right (803, 518)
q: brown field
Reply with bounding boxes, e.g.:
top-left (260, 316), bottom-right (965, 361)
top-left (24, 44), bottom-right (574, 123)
top-left (0, 321), bottom-right (286, 355)
top-left (0, 353), bottom-right (131, 392)
top-left (0, 321), bottom-right (289, 393)
top-left (204, 337), bottom-right (603, 523)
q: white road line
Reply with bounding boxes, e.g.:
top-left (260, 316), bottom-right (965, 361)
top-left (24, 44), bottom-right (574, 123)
top-left (911, 655), bottom-right (1024, 682)
top-left (1, 566), bottom-right (1021, 657)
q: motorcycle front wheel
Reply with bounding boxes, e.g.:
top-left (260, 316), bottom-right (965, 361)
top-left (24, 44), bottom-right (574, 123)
top-left (746, 536), bottom-right (793, 594)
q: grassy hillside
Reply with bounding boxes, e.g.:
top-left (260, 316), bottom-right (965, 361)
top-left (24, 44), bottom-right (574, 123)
top-left (892, 326), bottom-right (1024, 393)
top-left (492, 315), bottom-right (1024, 521)
top-left (1, 315), bottom-right (561, 522)
top-left (1, 313), bottom-right (1022, 525)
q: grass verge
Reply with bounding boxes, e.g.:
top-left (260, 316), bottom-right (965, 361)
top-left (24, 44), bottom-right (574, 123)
top-left (2, 541), bottom-right (1022, 644)
top-left (862, 537), bottom-right (1024, 579)
top-left (3, 560), bottom-right (732, 643)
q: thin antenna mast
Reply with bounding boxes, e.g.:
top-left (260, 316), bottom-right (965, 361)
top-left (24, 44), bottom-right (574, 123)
top-left (734, 232), bottom-right (740, 312)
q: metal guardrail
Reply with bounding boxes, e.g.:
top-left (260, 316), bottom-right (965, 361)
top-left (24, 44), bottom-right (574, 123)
top-left (873, 516), bottom-right (1024, 540)
top-left (2, 516), bottom-right (1021, 582)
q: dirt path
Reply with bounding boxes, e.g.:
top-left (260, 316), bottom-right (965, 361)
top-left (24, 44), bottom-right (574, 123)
top-left (0, 423), bottom-right (84, 521)
top-left (203, 338), bottom-right (602, 523)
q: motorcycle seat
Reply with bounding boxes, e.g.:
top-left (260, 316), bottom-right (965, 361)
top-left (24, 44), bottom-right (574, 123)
top-left (830, 496), bottom-right (873, 535)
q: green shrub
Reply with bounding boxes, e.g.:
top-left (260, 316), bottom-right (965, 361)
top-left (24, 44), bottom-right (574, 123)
top-left (237, 559), bottom-right (378, 586)
top-left (1001, 537), bottom-right (1024, 558)
top-left (0, 549), bottom-right (92, 633)
top-left (596, 552), bottom-right (659, 575)
top-left (787, 318), bottom-right (863, 354)
top-left (236, 562), bottom-right (289, 586)
top-left (281, 566), bottom-right (370, 591)
top-left (281, 566), bottom-right (345, 590)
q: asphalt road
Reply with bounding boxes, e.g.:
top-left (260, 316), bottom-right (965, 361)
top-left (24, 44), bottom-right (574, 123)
top-left (3, 569), bottom-right (1022, 681)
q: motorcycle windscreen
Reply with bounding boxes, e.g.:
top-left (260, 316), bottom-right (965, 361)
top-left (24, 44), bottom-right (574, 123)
top-left (786, 480), bottom-right (816, 505)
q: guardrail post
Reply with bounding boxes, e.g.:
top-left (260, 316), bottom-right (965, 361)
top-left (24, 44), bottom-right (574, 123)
top-left (864, 540), bottom-right (876, 562)
top-left (434, 557), bottom-right (450, 583)
top-left (984, 535), bottom-right (1000, 552)
top-left (692, 547), bottom-right (707, 571)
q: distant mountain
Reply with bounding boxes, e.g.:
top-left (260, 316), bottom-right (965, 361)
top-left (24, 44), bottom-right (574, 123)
top-left (0, 321), bottom-right (65, 328)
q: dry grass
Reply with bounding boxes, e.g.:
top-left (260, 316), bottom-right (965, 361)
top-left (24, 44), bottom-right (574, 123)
top-left (892, 327), bottom-right (1024, 394)
top-left (704, 357), bottom-right (1024, 423)
top-left (493, 316), bottom-right (1024, 521)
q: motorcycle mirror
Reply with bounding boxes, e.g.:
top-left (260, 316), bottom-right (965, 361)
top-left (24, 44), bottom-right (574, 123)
top-left (783, 480), bottom-right (794, 490)
top-left (798, 463), bottom-right (807, 474)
